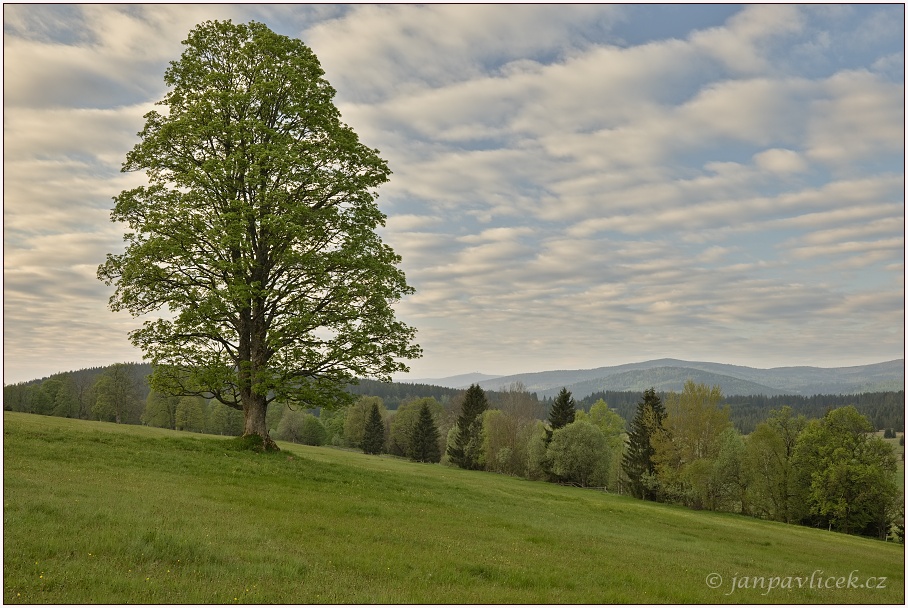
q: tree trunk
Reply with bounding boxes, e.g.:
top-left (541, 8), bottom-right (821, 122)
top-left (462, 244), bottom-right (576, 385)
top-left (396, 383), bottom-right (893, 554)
top-left (243, 394), bottom-right (279, 451)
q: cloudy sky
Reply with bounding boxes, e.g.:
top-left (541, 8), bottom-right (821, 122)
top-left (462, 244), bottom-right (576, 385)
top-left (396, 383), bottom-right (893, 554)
top-left (3, 4), bottom-right (905, 384)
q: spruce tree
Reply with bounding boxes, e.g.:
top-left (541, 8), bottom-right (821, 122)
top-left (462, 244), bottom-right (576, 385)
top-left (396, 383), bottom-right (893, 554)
top-left (447, 384), bottom-right (489, 470)
top-left (622, 388), bottom-right (666, 500)
top-left (362, 402), bottom-right (385, 455)
top-left (547, 387), bottom-right (576, 441)
top-left (408, 402), bottom-right (441, 463)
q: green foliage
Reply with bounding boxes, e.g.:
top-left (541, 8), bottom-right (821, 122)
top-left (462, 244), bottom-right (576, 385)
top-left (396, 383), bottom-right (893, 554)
top-left (49, 375), bottom-right (80, 418)
top-left (205, 401), bottom-right (244, 436)
top-left (710, 428), bottom-right (750, 513)
top-left (547, 387), bottom-right (576, 436)
top-left (578, 389), bottom-right (906, 435)
top-left (447, 385), bottom-right (488, 470)
top-left (744, 407), bottom-right (807, 523)
top-left (205, 400), bottom-right (229, 435)
top-left (143, 391), bottom-right (180, 429)
top-left (275, 407), bottom-right (304, 443)
top-left (320, 406), bottom-right (348, 447)
top-left (586, 399), bottom-right (627, 490)
top-left (652, 382), bottom-right (731, 505)
top-left (346, 379), bottom-right (459, 410)
top-left (523, 421), bottom-right (550, 481)
top-left (344, 397), bottom-right (386, 448)
top-left (546, 419), bottom-right (608, 487)
top-left (794, 406), bottom-right (900, 536)
top-left (480, 409), bottom-right (508, 472)
top-left (275, 408), bottom-right (326, 446)
top-left (389, 397), bottom-right (443, 457)
top-left (174, 397), bottom-right (207, 432)
top-left (96, 20), bottom-right (420, 447)
top-left (408, 402), bottom-right (441, 463)
top-left (477, 383), bottom-right (541, 477)
top-left (361, 403), bottom-right (385, 455)
top-left (265, 402), bottom-right (284, 437)
top-left (92, 364), bottom-right (144, 425)
top-left (298, 414), bottom-right (327, 446)
top-left (32, 380), bottom-right (59, 416)
top-left (622, 388), bottom-right (665, 500)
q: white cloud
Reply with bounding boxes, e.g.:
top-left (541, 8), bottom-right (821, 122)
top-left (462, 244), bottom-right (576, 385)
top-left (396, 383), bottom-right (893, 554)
top-left (806, 70), bottom-right (904, 166)
top-left (306, 4), bottom-right (621, 103)
top-left (689, 4), bottom-right (804, 74)
top-left (753, 148), bottom-right (809, 174)
top-left (2, 4), bottom-right (903, 382)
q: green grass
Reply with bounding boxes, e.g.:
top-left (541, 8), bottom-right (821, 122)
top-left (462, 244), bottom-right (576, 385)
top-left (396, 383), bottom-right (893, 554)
top-left (881, 434), bottom-right (904, 493)
top-left (4, 412), bottom-right (904, 604)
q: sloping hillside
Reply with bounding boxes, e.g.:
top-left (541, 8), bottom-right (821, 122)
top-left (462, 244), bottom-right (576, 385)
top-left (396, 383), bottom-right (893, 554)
top-left (4, 413), bottom-right (904, 604)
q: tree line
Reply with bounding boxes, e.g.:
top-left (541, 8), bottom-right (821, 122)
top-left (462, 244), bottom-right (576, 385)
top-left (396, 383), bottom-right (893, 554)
top-left (8, 364), bottom-right (902, 437)
top-left (579, 389), bottom-right (904, 434)
top-left (6, 367), bottom-right (901, 541)
top-left (620, 384), bottom-right (901, 540)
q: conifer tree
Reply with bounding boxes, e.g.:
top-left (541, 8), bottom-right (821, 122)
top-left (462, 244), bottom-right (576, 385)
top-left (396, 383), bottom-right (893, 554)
top-left (362, 402), bottom-right (386, 455)
top-left (409, 402), bottom-right (441, 463)
top-left (447, 384), bottom-right (489, 469)
top-left (622, 388), bottom-right (666, 500)
top-left (547, 387), bottom-right (576, 442)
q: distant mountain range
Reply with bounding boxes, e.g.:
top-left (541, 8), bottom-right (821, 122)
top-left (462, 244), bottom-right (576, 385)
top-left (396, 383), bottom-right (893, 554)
top-left (409, 359), bottom-right (905, 399)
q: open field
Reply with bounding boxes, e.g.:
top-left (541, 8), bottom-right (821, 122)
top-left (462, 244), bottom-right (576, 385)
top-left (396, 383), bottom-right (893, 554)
top-left (4, 412), bottom-right (904, 604)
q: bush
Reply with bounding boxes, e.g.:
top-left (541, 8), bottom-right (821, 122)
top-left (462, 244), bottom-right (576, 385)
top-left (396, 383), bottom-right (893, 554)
top-left (298, 414), bottom-right (327, 446)
top-left (276, 409), bottom-right (326, 445)
top-left (546, 419), bottom-right (608, 487)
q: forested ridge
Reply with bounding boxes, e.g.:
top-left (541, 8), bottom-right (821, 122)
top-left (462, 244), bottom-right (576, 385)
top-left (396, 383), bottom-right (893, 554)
top-left (4, 363), bottom-right (904, 433)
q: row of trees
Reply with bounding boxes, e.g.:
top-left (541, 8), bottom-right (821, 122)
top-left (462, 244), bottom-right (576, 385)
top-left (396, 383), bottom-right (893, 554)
top-left (4, 364), bottom-right (150, 425)
top-left (5, 367), bottom-right (901, 539)
top-left (621, 381), bottom-right (901, 539)
top-left (8, 362), bottom-right (903, 438)
top-left (578, 389), bottom-right (904, 435)
top-left (340, 380), bottom-right (901, 540)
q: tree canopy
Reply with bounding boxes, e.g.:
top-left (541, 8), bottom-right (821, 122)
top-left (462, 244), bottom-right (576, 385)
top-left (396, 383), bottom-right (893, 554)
top-left (622, 387), bottom-right (665, 500)
top-left (547, 387), bottom-right (576, 436)
top-left (97, 20), bottom-right (420, 450)
top-left (447, 384), bottom-right (489, 470)
top-left (361, 402), bottom-right (386, 455)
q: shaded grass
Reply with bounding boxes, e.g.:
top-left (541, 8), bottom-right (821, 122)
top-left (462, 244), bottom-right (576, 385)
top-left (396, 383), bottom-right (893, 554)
top-left (4, 412), bottom-right (904, 603)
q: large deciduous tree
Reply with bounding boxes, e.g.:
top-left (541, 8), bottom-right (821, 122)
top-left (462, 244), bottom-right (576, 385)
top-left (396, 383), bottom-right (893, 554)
top-left (744, 406), bottom-right (807, 523)
top-left (546, 419), bottom-right (608, 487)
top-left (98, 21), bottom-right (420, 451)
top-left (652, 381), bottom-right (731, 506)
top-left (91, 363), bottom-right (144, 425)
top-left (793, 406), bottom-right (899, 536)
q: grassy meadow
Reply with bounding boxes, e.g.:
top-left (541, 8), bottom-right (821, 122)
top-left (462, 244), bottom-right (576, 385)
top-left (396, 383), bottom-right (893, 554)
top-left (4, 411), bottom-right (904, 604)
